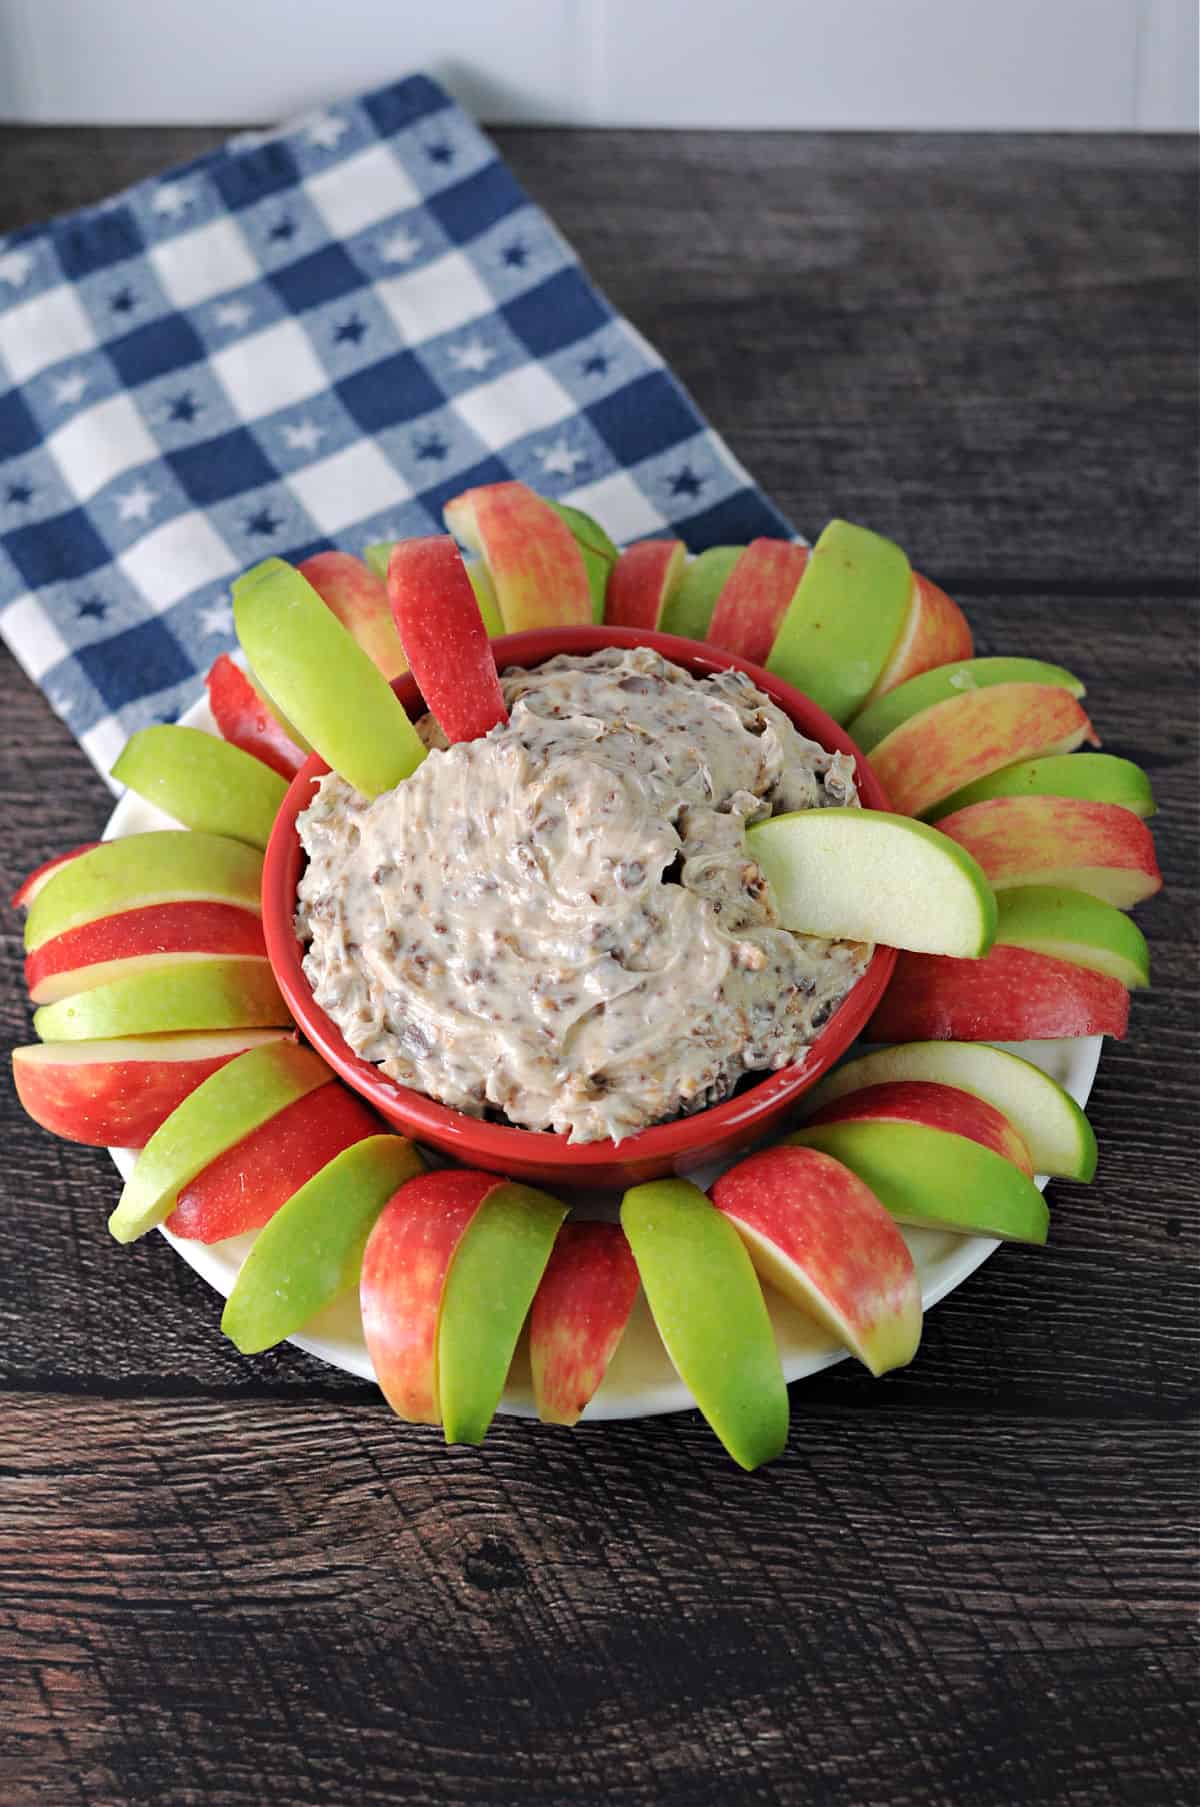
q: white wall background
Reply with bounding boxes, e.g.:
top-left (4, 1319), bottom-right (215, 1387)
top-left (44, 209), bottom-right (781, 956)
top-left (0, 0), bottom-right (1195, 130)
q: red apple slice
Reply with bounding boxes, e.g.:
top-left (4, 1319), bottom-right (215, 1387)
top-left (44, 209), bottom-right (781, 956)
top-left (26, 900), bottom-right (267, 1005)
top-left (803, 1080), bottom-right (1034, 1176)
top-left (386, 537), bottom-right (507, 744)
top-left (11, 1029), bottom-right (290, 1148)
top-left (706, 540), bottom-right (809, 666)
top-left (604, 540), bottom-right (687, 631)
top-left (865, 573), bottom-right (974, 702)
top-left (868, 944), bottom-right (1131, 1043)
top-left (298, 551), bottom-right (409, 681)
top-left (11, 843), bottom-right (101, 911)
top-left (166, 1080), bottom-right (379, 1242)
top-left (443, 481), bottom-right (592, 631)
top-left (528, 1221), bottom-right (640, 1426)
top-left (935, 795), bottom-right (1162, 908)
top-left (359, 1169), bottom-right (500, 1423)
top-left (711, 1145), bottom-right (921, 1377)
top-left (205, 654), bottom-right (306, 780)
top-left (24, 832), bottom-right (264, 955)
top-left (870, 683), bottom-right (1097, 818)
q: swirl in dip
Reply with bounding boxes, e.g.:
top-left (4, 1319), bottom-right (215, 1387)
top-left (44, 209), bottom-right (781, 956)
top-left (295, 646), bottom-right (871, 1144)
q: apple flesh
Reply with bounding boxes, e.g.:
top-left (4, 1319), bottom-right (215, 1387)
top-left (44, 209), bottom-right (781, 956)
top-left (167, 1081), bottom-right (382, 1242)
top-left (849, 655), bottom-right (1086, 754)
top-left (547, 501), bottom-right (618, 623)
top-left (934, 796), bottom-right (1162, 908)
top-left (710, 1146), bottom-right (921, 1377)
top-left (746, 807), bottom-right (997, 957)
top-left (787, 1121), bottom-right (1050, 1244)
top-left (706, 540), bottom-right (809, 666)
top-left (806, 1040), bottom-right (1096, 1182)
top-left (995, 885), bottom-right (1150, 988)
top-left (233, 557), bottom-right (426, 799)
top-left (110, 725), bottom-right (286, 850)
top-left (10, 1029), bottom-right (289, 1150)
top-left (868, 684), bottom-right (1096, 819)
top-left (385, 537), bottom-right (507, 743)
top-left (605, 540), bottom-right (687, 632)
top-left (443, 481), bottom-right (592, 632)
top-left (528, 1221), bottom-right (640, 1426)
top-left (205, 654), bottom-right (306, 781)
top-left (931, 751), bottom-right (1156, 821)
top-left (620, 1178), bottom-right (789, 1471)
top-left (766, 519), bottom-right (912, 724)
top-left (25, 832), bottom-right (263, 955)
top-left (108, 1039), bottom-right (332, 1242)
top-left (867, 944), bottom-right (1131, 1044)
top-left (34, 956), bottom-right (290, 1043)
top-left (26, 899), bottom-right (266, 1005)
top-left (656, 546), bottom-right (743, 641)
top-left (11, 842), bottom-right (101, 911)
top-left (298, 551), bottom-right (409, 681)
top-left (803, 1079), bottom-right (1035, 1176)
top-left (359, 1169), bottom-right (499, 1424)
top-left (221, 1134), bottom-right (423, 1354)
top-left (863, 573), bottom-right (974, 701)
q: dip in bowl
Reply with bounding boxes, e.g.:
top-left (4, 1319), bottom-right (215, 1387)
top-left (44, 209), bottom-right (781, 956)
top-left (263, 626), bottom-right (897, 1189)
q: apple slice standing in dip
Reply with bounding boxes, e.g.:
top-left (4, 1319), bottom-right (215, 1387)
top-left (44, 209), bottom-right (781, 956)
top-left (386, 537), bottom-right (508, 744)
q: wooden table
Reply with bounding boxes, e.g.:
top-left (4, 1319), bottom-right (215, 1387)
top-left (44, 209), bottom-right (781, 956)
top-left (1, 126), bottom-right (1196, 1807)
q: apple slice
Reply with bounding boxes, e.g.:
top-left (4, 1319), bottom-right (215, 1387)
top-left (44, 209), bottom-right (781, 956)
top-left (366, 543), bottom-right (505, 636)
top-left (620, 1179), bottom-right (789, 1472)
top-left (11, 842), bottom-right (101, 911)
top-left (205, 654), bottom-right (307, 781)
top-left (656, 546), bottom-right (743, 640)
top-left (528, 1221), bottom-right (640, 1426)
top-left (110, 725), bottom-right (286, 850)
top-left (605, 540), bottom-right (687, 631)
top-left (746, 808), bottom-right (997, 956)
top-left (167, 1081), bottom-right (382, 1242)
top-left (787, 1123), bottom-right (1050, 1244)
top-left (867, 945), bottom-right (1131, 1044)
top-left (385, 537), bottom-right (507, 743)
top-left (710, 1146), bottom-right (921, 1377)
top-left (931, 751), bottom-right (1156, 821)
top-left (108, 1039), bottom-right (331, 1243)
top-left (33, 956), bottom-right (290, 1043)
top-left (547, 501), bottom-right (619, 623)
top-left (359, 1169), bottom-right (499, 1423)
top-left (995, 885), bottom-right (1150, 988)
top-left (298, 551), bottom-right (408, 680)
top-left (233, 557), bottom-right (426, 799)
top-left (766, 519), bottom-right (912, 723)
top-left (806, 1041), bottom-right (1096, 1182)
top-left (935, 796), bottom-right (1162, 908)
top-left (221, 1134), bottom-right (423, 1354)
top-left (863, 573), bottom-right (974, 702)
top-left (26, 899), bottom-right (266, 1005)
top-left (443, 481), bottom-right (592, 631)
top-left (848, 656), bottom-right (1086, 753)
top-left (706, 540), bottom-right (809, 666)
top-left (803, 1079), bottom-right (1035, 1175)
top-left (11, 1029), bottom-right (289, 1150)
top-left (25, 832), bottom-right (263, 954)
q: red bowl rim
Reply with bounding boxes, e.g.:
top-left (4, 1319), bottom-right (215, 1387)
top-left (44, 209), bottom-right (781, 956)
top-left (262, 625), bottom-right (897, 1176)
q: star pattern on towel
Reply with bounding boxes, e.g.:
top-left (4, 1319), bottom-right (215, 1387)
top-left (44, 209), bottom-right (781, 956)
top-left (76, 595), bottom-right (109, 621)
top-left (334, 314), bottom-right (367, 345)
top-left (116, 482), bottom-right (157, 523)
top-left (668, 464), bottom-right (704, 499)
top-left (282, 419), bottom-right (326, 454)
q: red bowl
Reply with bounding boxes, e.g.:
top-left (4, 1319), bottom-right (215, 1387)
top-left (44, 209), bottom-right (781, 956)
top-left (263, 626), bottom-right (896, 1190)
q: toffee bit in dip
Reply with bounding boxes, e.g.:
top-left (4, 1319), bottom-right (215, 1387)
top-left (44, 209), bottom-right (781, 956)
top-left (295, 646), bottom-right (872, 1144)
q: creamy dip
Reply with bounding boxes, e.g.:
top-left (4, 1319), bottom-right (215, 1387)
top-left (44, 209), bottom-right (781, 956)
top-left (296, 646), bottom-right (870, 1144)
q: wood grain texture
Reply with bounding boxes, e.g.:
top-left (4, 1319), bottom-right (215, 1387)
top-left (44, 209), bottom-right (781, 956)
top-left (1, 125), bottom-right (1197, 1806)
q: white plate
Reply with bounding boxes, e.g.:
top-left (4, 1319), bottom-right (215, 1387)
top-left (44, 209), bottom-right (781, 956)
top-left (104, 698), bottom-right (1101, 1422)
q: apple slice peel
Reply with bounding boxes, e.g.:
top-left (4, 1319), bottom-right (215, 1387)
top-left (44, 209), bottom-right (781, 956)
top-left (529, 1221), bottom-right (640, 1426)
top-left (386, 537), bottom-right (507, 744)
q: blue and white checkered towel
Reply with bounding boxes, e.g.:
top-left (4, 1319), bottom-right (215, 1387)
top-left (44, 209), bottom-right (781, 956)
top-left (0, 74), bottom-right (792, 782)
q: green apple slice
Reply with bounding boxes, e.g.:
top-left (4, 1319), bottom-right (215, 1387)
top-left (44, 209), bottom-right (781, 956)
top-left (848, 656), bottom-right (1085, 753)
top-left (108, 1040), bottom-right (331, 1243)
top-left (222, 1134), bottom-right (423, 1353)
top-left (437, 1182), bottom-right (567, 1445)
top-left (787, 1121), bottom-right (1050, 1244)
top-left (547, 501), bottom-right (619, 624)
top-left (657, 546), bottom-right (743, 640)
top-left (233, 557), bottom-right (425, 798)
top-left (111, 726), bottom-right (287, 850)
top-left (620, 1179), bottom-right (789, 1471)
top-left (806, 1041), bottom-right (1096, 1181)
top-left (25, 832), bottom-right (263, 953)
top-left (747, 808), bottom-right (997, 957)
top-left (995, 885), bottom-right (1150, 988)
top-left (34, 957), bottom-right (289, 1043)
top-left (930, 752), bottom-right (1156, 820)
top-left (766, 520), bottom-right (911, 723)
